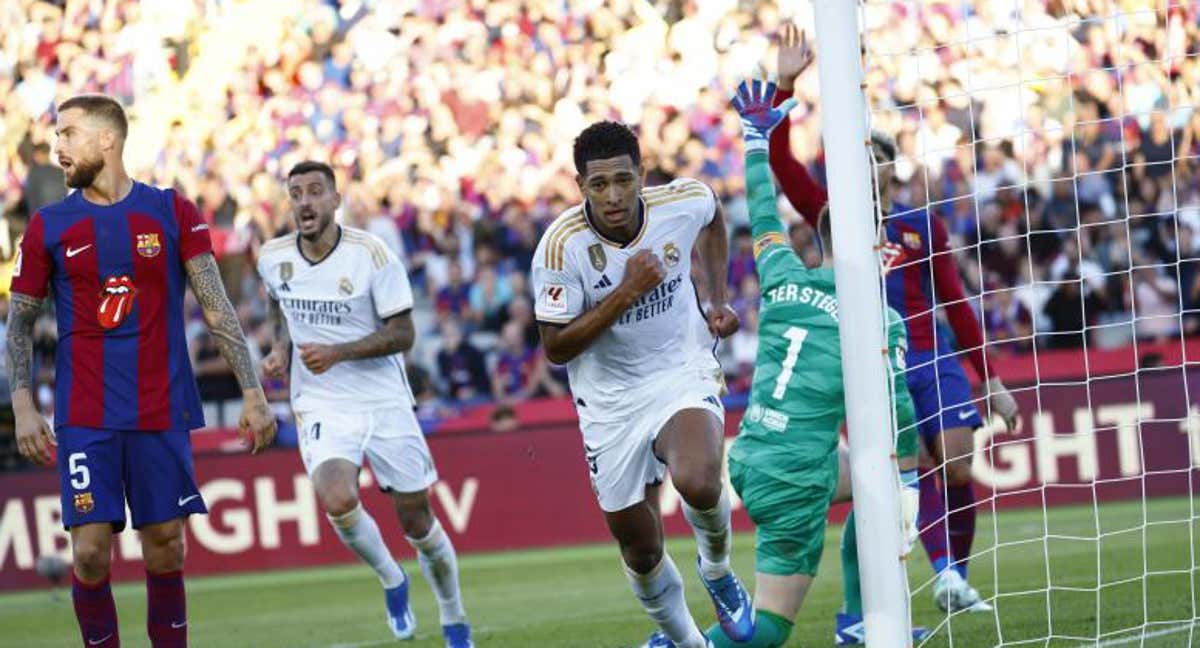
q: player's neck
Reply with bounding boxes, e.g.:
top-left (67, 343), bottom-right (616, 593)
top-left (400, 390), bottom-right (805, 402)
top-left (587, 200), bottom-right (643, 245)
top-left (299, 224), bottom-right (341, 262)
top-left (82, 166), bottom-right (133, 206)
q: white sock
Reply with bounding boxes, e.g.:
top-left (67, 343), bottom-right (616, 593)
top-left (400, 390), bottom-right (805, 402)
top-left (407, 518), bottom-right (467, 625)
top-left (328, 503), bottom-right (406, 589)
top-left (682, 488), bottom-right (732, 580)
top-left (624, 554), bottom-right (706, 648)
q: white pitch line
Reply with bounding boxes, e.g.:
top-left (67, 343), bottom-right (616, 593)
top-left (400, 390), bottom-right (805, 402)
top-left (1072, 623), bottom-right (1195, 647)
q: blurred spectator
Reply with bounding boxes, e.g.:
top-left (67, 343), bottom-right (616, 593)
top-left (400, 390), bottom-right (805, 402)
top-left (491, 321), bottom-right (564, 405)
top-left (436, 320), bottom-right (491, 404)
top-left (22, 141), bottom-right (65, 213)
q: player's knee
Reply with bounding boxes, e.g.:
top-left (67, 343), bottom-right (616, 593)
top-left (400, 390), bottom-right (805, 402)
top-left (72, 538), bottom-right (112, 581)
top-left (143, 526), bottom-right (186, 572)
top-left (396, 506), bottom-right (433, 539)
top-left (944, 459), bottom-right (973, 487)
top-left (675, 473), bottom-right (723, 511)
top-left (319, 488), bottom-right (360, 517)
top-left (620, 542), bottom-right (664, 575)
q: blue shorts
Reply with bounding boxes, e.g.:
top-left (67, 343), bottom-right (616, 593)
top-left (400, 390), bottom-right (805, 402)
top-left (57, 427), bottom-right (207, 531)
top-left (904, 349), bottom-right (984, 445)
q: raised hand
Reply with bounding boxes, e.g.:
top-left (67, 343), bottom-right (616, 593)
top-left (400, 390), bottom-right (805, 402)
top-left (731, 78), bottom-right (799, 151)
top-left (777, 23), bottom-right (814, 92)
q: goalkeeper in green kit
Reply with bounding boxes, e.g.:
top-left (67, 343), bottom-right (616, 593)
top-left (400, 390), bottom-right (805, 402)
top-left (704, 79), bottom-right (927, 647)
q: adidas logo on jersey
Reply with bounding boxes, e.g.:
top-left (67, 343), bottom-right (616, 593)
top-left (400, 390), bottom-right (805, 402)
top-left (592, 274), bottom-right (613, 290)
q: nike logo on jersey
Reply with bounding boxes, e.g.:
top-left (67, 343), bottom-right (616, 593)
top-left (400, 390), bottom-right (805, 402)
top-left (592, 274), bottom-right (613, 290)
top-left (191, 223), bottom-right (208, 232)
top-left (88, 634), bottom-right (113, 645)
top-left (957, 409), bottom-right (976, 421)
top-left (66, 244), bottom-right (92, 258)
top-left (171, 621), bottom-right (187, 629)
top-left (178, 494), bottom-right (200, 506)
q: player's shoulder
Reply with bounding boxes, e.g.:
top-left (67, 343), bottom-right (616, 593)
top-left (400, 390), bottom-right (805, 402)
top-left (258, 232), bottom-right (299, 264)
top-left (341, 226), bottom-right (395, 269)
top-left (535, 204), bottom-right (588, 271)
top-left (642, 177), bottom-right (714, 213)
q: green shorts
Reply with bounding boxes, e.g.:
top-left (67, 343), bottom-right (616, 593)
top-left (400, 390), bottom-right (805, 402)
top-left (729, 454), bottom-right (838, 577)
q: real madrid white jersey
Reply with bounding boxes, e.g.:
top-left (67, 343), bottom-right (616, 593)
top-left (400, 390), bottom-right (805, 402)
top-left (531, 177), bottom-right (722, 423)
top-left (257, 226), bottom-right (416, 412)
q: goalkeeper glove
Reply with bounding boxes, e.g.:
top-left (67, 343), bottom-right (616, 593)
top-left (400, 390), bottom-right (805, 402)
top-left (899, 468), bottom-right (920, 555)
top-left (730, 79), bottom-right (799, 152)
top-left (987, 377), bottom-right (1020, 432)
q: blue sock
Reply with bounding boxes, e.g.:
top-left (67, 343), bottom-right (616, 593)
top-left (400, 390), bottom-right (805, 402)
top-left (932, 555), bottom-right (950, 574)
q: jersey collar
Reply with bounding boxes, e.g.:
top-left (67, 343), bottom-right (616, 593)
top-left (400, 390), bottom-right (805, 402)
top-left (583, 196), bottom-right (647, 248)
top-left (296, 225), bottom-right (342, 266)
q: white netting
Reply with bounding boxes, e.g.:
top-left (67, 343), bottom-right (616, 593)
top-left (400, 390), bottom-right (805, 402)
top-left (859, 1), bottom-right (1200, 646)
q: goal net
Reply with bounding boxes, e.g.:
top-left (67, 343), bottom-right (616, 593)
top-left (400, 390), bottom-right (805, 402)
top-left (854, 1), bottom-right (1200, 646)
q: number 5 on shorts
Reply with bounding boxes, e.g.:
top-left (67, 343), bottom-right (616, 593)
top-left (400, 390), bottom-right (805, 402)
top-left (69, 452), bottom-right (90, 489)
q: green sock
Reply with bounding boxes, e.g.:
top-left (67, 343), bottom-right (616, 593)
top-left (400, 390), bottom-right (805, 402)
top-left (705, 609), bottom-right (794, 648)
top-left (842, 510), bottom-right (863, 617)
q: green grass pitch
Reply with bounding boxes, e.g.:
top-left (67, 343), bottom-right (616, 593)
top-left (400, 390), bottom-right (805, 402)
top-left (1, 499), bottom-right (1195, 647)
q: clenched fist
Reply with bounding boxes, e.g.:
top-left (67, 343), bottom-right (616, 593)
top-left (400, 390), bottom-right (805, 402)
top-left (619, 249), bottom-right (667, 297)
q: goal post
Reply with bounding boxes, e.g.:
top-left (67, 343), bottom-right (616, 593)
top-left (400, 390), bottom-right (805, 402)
top-left (811, 1), bottom-right (913, 646)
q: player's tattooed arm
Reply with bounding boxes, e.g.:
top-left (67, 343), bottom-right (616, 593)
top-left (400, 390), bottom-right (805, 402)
top-left (6, 293), bottom-right (44, 398)
top-left (338, 311), bottom-right (415, 359)
top-left (267, 296), bottom-right (290, 351)
top-left (185, 252), bottom-right (262, 391)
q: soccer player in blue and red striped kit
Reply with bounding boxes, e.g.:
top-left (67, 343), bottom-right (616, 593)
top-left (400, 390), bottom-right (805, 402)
top-left (6, 94), bottom-right (277, 647)
top-left (769, 25), bottom-right (1021, 626)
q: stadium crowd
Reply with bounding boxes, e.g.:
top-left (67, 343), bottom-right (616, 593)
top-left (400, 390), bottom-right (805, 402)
top-left (1, 0), bottom-right (1198, 442)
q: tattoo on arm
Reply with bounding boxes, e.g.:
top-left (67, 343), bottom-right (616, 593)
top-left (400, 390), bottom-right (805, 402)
top-left (185, 253), bottom-right (261, 391)
top-left (267, 296), bottom-right (290, 351)
top-left (6, 294), bottom-right (43, 395)
top-left (335, 312), bottom-right (415, 361)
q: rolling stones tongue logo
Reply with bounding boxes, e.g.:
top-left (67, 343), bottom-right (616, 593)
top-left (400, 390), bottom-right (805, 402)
top-left (97, 275), bottom-right (136, 329)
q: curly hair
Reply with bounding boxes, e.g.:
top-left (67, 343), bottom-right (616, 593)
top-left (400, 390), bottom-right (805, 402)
top-left (573, 121), bottom-right (641, 175)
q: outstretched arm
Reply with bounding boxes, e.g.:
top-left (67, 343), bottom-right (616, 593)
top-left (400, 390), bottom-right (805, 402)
top-left (732, 78), bottom-right (799, 263)
top-left (186, 252), bottom-right (276, 452)
top-left (771, 23), bottom-right (827, 227)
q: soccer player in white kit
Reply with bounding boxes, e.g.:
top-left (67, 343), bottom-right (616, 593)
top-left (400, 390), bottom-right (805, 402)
top-left (257, 161), bottom-right (472, 648)
top-left (531, 122), bottom-right (753, 648)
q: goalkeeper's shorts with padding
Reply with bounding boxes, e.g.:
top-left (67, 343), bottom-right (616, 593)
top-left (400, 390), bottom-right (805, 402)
top-left (729, 452), bottom-right (838, 576)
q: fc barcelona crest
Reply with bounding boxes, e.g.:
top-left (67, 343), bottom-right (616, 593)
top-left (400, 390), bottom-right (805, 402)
top-left (902, 231), bottom-right (922, 250)
top-left (74, 492), bottom-right (94, 514)
top-left (136, 233), bottom-right (161, 258)
top-left (663, 242), bottom-right (681, 268)
top-left (587, 244), bottom-right (607, 272)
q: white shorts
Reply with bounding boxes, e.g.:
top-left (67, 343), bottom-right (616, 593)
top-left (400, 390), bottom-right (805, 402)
top-left (295, 406), bottom-right (437, 493)
top-left (582, 371), bottom-right (725, 512)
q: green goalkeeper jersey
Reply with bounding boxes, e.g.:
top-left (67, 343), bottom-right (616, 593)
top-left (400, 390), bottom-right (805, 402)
top-left (728, 149), bottom-right (917, 486)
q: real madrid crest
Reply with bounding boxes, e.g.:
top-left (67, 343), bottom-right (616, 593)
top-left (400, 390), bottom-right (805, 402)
top-left (339, 277), bottom-right (354, 296)
top-left (663, 242), bottom-right (681, 268)
top-left (587, 243), bottom-right (607, 272)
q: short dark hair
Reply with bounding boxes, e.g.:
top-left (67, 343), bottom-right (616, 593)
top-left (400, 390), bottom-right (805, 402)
top-left (57, 94), bottom-right (128, 139)
top-left (287, 160), bottom-right (336, 188)
top-left (573, 121), bottom-right (641, 175)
